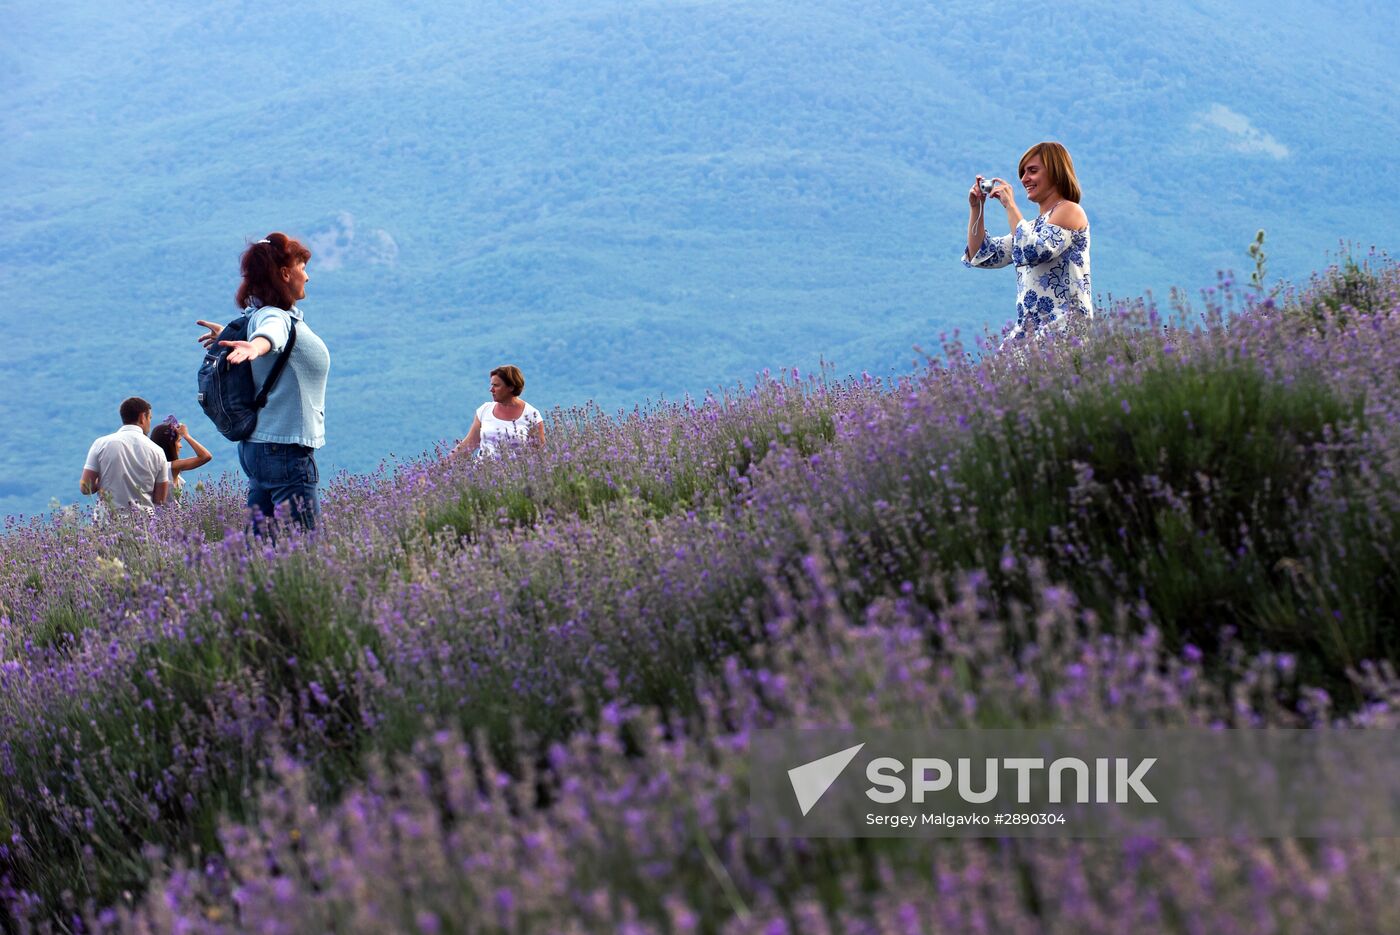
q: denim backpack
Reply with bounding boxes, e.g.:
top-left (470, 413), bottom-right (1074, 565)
top-left (197, 313), bottom-right (298, 442)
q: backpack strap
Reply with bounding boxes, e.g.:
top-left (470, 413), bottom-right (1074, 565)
top-left (252, 319), bottom-right (298, 409)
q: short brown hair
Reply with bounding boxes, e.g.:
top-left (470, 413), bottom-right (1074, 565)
top-left (1018, 142), bottom-right (1082, 203)
top-left (236, 232), bottom-right (312, 310)
top-left (490, 365), bottom-right (525, 396)
top-left (119, 397), bottom-right (151, 425)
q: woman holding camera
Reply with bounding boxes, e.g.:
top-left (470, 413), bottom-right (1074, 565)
top-left (963, 141), bottom-right (1091, 345)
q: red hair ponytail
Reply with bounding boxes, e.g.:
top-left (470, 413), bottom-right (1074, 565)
top-left (235, 232), bottom-right (312, 309)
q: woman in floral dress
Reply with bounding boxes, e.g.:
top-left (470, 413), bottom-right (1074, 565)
top-left (963, 141), bottom-right (1091, 346)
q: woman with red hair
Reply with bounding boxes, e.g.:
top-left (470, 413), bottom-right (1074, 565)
top-left (197, 232), bottom-right (330, 529)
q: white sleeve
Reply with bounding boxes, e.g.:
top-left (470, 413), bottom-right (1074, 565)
top-left (963, 233), bottom-right (1013, 269)
top-left (83, 439), bottom-right (103, 472)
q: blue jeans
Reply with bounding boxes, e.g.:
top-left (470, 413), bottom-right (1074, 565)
top-left (238, 441), bottom-right (319, 531)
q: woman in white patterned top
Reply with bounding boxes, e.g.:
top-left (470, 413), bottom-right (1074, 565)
top-left (450, 365), bottom-right (545, 459)
top-left (963, 141), bottom-right (1091, 346)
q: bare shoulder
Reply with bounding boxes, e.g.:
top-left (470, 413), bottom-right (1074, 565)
top-left (1050, 201), bottom-right (1088, 231)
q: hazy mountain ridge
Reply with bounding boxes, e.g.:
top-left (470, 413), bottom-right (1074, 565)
top-left (2, 0), bottom-right (1397, 517)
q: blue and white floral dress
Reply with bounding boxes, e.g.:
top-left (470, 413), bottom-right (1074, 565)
top-left (963, 211), bottom-right (1092, 343)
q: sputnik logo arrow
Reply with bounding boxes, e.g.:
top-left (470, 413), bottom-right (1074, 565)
top-left (788, 743), bottom-right (865, 816)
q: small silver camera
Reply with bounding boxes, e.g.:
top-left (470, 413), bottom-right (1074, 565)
top-left (978, 177), bottom-right (996, 195)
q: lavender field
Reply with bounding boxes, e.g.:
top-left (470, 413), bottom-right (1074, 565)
top-left (3, 256), bottom-right (1399, 933)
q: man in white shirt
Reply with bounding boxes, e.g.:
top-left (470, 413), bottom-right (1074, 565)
top-left (80, 397), bottom-right (171, 516)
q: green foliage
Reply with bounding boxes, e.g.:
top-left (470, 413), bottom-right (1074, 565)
top-left (1, 550), bottom-right (383, 906)
top-left (418, 382), bottom-right (838, 542)
top-left (28, 602), bottom-right (99, 651)
top-left (1301, 248), bottom-right (1390, 328)
top-left (6, 269), bottom-right (1400, 922)
top-left (934, 358), bottom-right (1387, 688)
top-left (1248, 228), bottom-right (1268, 292)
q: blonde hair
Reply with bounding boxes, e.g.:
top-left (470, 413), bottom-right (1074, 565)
top-left (1018, 142), bottom-right (1082, 203)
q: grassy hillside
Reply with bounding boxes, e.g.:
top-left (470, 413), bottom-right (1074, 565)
top-left (0, 255), bottom-right (1397, 931)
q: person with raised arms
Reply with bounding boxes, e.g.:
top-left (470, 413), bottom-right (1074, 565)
top-left (196, 232), bottom-right (329, 530)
